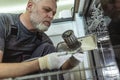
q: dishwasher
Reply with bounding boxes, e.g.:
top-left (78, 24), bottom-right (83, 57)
top-left (11, 0), bottom-right (120, 79)
top-left (12, 31), bottom-right (120, 80)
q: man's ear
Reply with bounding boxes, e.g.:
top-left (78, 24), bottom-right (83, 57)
top-left (26, 1), bottom-right (34, 12)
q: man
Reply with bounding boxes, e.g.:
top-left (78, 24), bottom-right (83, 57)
top-left (0, 0), bottom-right (81, 79)
top-left (100, 0), bottom-right (120, 69)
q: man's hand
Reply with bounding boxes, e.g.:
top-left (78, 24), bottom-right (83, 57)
top-left (38, 52), bottom-right (84, 70)
top-left (61, 53), bottom-right (84, 70)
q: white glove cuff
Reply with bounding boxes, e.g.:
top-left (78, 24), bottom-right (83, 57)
top-left (38, 56), bottom-right (48, 70)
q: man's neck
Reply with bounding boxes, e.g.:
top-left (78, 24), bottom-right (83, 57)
top-left (20, 12), bottom-right (37, 32)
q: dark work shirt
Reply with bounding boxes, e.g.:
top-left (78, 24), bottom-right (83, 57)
top-left (0, 13), bottom-right (53, 62)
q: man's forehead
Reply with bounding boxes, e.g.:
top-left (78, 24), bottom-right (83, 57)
top-left (39, 0), bottom-right (57, 9)
top-left (40, 0), bottom-right (57, 6)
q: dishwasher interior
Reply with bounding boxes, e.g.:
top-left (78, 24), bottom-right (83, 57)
top-left (12, 33), bottom-right (120, 80)
top-left (11, 0), bottom-right (120, 79)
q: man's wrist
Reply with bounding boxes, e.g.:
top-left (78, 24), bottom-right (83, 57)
top-left (38, 56), bottom-right (48, 70)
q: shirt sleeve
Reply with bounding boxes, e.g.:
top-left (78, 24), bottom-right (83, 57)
top-left (0, 14), bottom-right (7, 52)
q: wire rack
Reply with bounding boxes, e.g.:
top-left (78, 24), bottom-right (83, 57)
top-left (11, 0), bottom-right (120, 79)
top-left (12, 64), bottom-right (119, 80)
top-left (10, 34), bottom-right (120, 80)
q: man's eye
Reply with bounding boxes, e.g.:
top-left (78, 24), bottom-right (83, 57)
top-left (44, 8), bottom-right (51, 12)
top-left (43, 7), bottom-right (56, 16)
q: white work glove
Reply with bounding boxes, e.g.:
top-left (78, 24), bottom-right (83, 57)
top-left (60, 52), bottom-right (84, 70)
top-left (38, 52), bottom-right (84, 70)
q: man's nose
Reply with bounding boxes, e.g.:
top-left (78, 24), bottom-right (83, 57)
top-left (48, 11), bottom-right (54, 19)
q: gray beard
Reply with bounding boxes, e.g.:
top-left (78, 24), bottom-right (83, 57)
top-left (36, 23), bottom-right (49, 32)
top-left (30, 12), bottom-right (49, 32)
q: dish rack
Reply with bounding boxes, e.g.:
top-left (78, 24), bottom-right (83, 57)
top-left (11, 34), bottom-right (120, 80)
top-left (11, 65), bottom-right (119, 80)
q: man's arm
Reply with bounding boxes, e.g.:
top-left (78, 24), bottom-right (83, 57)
top-left (0, 50), bottom-right (3, 62)
top-left (0, 51), bottom-right (82, 79)
top-left (0, 50), bottom-right (40, 79)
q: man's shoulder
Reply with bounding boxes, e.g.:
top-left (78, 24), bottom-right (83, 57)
top-left (0, 13), bottom-right (20, 39)
top-left (0, 13), bottom-right (19, 24)
top-left (1, 13), bottom-right (20, 18)
top-left (0, 13), bottom-right (15, 18)
top-left (0, 13), bottom-right (10, 22)
top-left (0, 13), bottom-right (19, 17)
